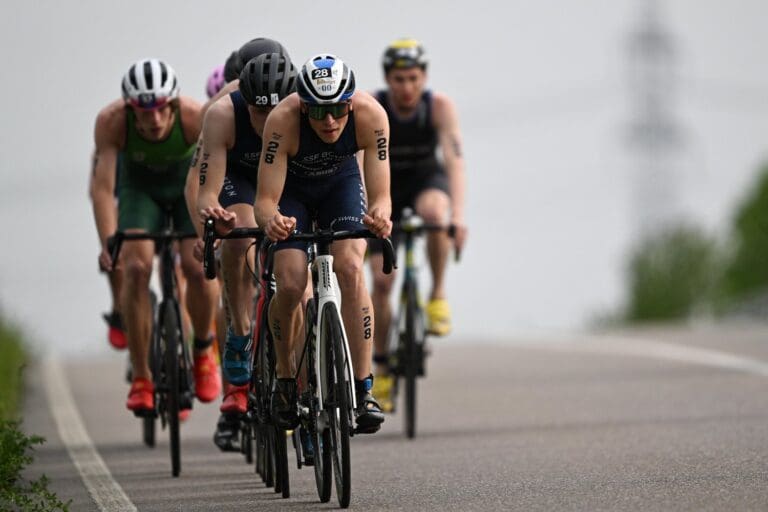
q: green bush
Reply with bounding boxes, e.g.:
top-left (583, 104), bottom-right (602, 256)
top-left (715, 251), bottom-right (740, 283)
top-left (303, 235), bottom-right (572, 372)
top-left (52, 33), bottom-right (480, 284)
top-left (0, 314), bottom-right (69, 511)
top-left (0, 421), bottom-right (70, 511)
top-left (624, 224), bottom-right (718, 322)
top-left (0, 316), bottom-right (25, 420)
top-left (721, 164), bottom-right (768, 301)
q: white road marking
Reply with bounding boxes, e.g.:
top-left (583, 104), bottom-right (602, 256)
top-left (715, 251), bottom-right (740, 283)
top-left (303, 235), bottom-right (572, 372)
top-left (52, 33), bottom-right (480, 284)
top-left (43, 358), bottom-right (137, 511)
top-left (533, 334), bottom-right (768, 377)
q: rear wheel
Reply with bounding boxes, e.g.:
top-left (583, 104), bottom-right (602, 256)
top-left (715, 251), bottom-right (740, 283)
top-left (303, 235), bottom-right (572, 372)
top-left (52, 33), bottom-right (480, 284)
top-left (323, 303), bottom-right (352, 508)
top-left (273, 426), bottom-right (290, 498)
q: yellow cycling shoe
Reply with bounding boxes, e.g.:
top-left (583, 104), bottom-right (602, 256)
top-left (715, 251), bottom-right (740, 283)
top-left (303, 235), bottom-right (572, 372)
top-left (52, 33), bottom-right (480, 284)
top-left (426, 298), bottom-right (452, 336)
top-left (371, 374), bottom-right (395, 413)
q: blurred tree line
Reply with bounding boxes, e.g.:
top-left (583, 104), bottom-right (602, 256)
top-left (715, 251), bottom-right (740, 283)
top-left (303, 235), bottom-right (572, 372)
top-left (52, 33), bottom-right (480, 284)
top-left (624, 162), bottom-right (768, 322)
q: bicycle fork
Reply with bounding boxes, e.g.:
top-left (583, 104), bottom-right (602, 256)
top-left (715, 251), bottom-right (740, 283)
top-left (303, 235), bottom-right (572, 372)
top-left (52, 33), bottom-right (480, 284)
top-left (313, 254), bottom-right (358, 422)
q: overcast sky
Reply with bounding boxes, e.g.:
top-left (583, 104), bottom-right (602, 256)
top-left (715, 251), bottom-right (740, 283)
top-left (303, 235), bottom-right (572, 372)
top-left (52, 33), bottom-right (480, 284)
top-left (1, 0), bottom-right (767, 355)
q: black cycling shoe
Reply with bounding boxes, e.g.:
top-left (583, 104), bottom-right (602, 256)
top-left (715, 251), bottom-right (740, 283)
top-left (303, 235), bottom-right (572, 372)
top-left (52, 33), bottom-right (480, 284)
top-left (354, 376), bottom-right (385, 434)
top-left (271, 378), bottom-right (299, 430)
top-left (299, 425), bottom-right (314, 466)
top-left (213, 414), bottom-right (241, 452)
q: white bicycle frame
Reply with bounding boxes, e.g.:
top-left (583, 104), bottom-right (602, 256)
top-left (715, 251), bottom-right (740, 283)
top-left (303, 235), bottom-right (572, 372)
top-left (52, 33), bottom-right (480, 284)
top-left (312, 253), bottom-right (358, 420)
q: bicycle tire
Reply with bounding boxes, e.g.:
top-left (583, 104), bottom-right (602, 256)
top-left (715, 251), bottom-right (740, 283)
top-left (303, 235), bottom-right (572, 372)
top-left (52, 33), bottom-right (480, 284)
top-left (142, 415), bottom-right (155, 448)
top-left (404, 279), bottom-right (425, 439)
top-left (322, 302), bottom-right (352, 508)
top-left (306, 299), bottom-right (332, 502)
top-left (162, 300), bottom-right (182, 477)
top-left (143, 293), bottom-right (160, 448)
top-left (243, 423), bottom-right (253, 464)
top-left (274, 425), bottom-right (290, 498)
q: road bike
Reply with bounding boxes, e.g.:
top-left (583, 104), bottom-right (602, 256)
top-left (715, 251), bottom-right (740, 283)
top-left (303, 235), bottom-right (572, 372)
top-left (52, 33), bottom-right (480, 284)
top-left (109, 212), bottom-right (196, 477)
top-left (386, 208), bottom-right (456, 439)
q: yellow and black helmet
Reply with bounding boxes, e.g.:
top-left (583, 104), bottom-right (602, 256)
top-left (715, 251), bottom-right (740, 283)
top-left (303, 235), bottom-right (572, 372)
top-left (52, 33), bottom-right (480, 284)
top-left (382, 38), bottom-right (428, 73)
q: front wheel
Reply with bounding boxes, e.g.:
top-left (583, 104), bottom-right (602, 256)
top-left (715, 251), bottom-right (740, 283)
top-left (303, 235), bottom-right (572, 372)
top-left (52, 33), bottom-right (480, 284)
top-left (161, 300), bottom-right (182, 477)
top-left (403, 281), bottom-right (424, 439)
top-left (322, 303), bottom-right (352, 508)
top-left (306, 299), bottom-right (332, 502)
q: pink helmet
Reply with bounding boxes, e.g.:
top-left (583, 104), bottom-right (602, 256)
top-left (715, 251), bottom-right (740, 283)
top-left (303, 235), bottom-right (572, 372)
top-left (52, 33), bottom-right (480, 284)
top-left (205, 64), bottom-right (226, 98)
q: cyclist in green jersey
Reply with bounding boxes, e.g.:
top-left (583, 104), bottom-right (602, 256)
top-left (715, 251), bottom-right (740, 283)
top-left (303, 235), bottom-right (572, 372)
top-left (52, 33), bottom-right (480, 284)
top-left (91, 58), bottom-right (221, 415)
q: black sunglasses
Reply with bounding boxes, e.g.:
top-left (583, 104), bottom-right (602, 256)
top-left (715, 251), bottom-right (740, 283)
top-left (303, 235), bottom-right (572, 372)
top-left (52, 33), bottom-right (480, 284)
top-left (306, 102), bottom-right (350, 120)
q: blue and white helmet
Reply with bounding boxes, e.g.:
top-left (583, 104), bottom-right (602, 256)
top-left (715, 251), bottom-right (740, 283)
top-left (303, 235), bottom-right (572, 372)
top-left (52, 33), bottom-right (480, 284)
top-left (296, 54), bottom-right (356, 104)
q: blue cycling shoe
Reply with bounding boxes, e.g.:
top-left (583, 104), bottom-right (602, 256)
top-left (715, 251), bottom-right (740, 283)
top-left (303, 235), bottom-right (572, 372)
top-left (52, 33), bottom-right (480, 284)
top-left (223, 329), bottom-right (252, 385)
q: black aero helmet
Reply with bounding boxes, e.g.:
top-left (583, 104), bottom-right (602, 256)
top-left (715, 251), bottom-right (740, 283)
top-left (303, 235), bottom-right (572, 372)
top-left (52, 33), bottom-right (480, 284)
top-left (238, 53), bottom-right (297, 107)
top-left (223, 50), bottom-right (240, 82)
top-left (236, 37), bottom-right (290, 74)
top-left (382, 38), bottom-right (428, 74)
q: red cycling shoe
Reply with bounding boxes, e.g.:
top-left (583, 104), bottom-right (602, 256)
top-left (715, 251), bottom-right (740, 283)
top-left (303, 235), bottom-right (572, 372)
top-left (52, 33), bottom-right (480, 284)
top-left (103, 311), bottom-right (127, 350)
top-left (219, 384), bottom-right (248, 415)
top-left (126, 377), bottom-right (154, 413)
top-left (194, 348), bottom-right (222, 403)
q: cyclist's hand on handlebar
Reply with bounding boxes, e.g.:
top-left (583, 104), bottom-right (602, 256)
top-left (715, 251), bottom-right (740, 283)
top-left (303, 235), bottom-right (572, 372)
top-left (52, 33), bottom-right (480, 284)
top-left (363, 208), bottom-right (392, 238)
top-left (98, 248), bottom-right (114, 273)
top-left (265, 214), bottom-right (296, 241)
top-left (451, 220), bottom-right (468, 254)
top-left (199, 206), bottom-right (237, 235)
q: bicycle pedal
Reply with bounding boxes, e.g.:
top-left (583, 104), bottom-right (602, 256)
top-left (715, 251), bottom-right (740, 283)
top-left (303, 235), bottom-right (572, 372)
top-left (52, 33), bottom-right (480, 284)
top-left (180, 394), bottom-right (194, 410)
top-left (353, 424), bottom-right (381, 435)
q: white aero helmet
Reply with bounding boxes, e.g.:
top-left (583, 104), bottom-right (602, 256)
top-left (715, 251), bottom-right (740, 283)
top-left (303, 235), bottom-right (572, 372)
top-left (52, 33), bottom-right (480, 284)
top-left (296, 53), bottom-right (356, 104)
top-left (121, 58), bottom-right (180, 109)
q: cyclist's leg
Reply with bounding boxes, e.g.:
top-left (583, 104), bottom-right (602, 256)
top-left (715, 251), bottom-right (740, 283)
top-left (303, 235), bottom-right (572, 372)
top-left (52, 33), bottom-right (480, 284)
top-left (368, 203), bottom-right (405, 376)
top-left (414, 182), bottom-right (451, 300)
top-left (332, 238), bottom-right (373, 380)
top-left (216, 198), bottom-right (257, 416)
top-left (122, 237), bottom-right (156, 380)
top-left (270, 247), bottom-right (308, 429)
top-left (367, 250), bottom-right (396, 412)
top-left (219, 171), bottom-right (258, 339)
top-left (321, 171), bottom-right (384, 430)
top-left (332, 238), bottom-right (385, 430)
top-left (414, 174), bottom-right (452, 335)
top-left (118, 185), bottom-right (162, 410)
top-left (179, 243), bottom-right (218, 347)
top-left (176, 198), bottom-right (221, 402)
top-left (368, 252), bottom-right (395, 371)
top-left (270, 248), bottom-right (309, 379)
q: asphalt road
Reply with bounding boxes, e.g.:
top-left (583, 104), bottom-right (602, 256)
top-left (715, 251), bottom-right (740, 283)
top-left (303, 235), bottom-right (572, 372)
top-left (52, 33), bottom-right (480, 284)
top-left (24, 323), bottom-right (768, 511)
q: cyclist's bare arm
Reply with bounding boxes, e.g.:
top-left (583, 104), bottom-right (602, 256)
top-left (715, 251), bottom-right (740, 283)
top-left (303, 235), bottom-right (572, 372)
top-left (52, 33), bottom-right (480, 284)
top-left (253, 96), bottom-right (299, 239)
top-left (195, 97), bottom-right (236, 234)
top-left (202, 79), bottom-right (239, 114)
top-left (185, 83), bottom-right (241, 227)
top-left (184, 139), bottom-right (204, 236)
top-left (433, 92), bottom-right (467, 247)
top-left (353, 92), bottom-right (392, 237)
top-left (178, 96), bottom-right (204, 145)
top-left (91, 101), bottom-right (126, 268)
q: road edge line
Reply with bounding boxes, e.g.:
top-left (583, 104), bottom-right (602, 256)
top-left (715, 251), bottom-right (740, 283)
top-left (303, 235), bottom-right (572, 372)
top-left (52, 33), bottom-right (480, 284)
top-left (43, 357), bottom-right (137, 512)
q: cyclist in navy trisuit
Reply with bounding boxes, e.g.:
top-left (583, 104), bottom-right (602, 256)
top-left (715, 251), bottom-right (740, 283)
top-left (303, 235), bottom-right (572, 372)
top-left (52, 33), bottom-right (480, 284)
top-left (368, 39), bottom-right (468, 412)
top-left (194, 42), bottom-right (297, 450)
top-left (254, 54), bottom-right (392, 434)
